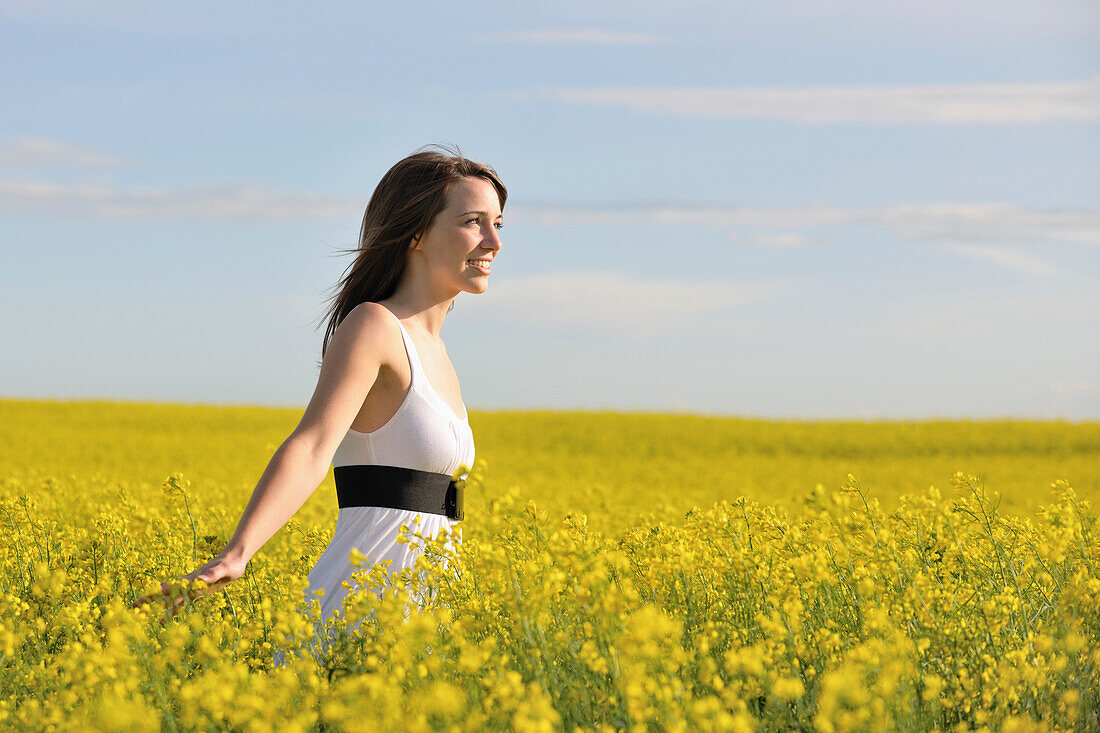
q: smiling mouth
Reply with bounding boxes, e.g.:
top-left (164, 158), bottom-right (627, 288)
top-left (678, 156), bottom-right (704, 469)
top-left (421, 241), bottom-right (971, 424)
top-left (467, 259), bottom-right (492, 274)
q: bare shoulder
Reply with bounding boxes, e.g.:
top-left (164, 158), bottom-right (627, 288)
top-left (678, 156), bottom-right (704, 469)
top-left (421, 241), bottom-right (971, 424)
top-left (326, 302), bottom-right (401, 367)
top-left (288, 302), bottom-right (402, 460)
top-left (343, 301), bottom-right (398, 332)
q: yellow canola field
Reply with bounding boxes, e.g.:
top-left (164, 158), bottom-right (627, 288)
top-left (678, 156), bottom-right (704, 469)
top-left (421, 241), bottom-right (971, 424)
top-left (1, 399), bottom-right (1098, 731)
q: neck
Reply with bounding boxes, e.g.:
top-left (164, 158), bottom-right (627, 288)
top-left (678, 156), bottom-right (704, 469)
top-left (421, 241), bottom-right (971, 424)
top-left (383, 272), bottom-right (457, 339)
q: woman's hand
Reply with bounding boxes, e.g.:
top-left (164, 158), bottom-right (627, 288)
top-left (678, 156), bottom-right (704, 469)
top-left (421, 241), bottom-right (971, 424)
top-left (131, 551), bottom-right (248, 620)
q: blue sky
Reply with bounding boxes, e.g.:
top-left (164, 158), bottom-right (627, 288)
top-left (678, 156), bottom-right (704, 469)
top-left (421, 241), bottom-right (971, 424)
top-left (2, 1), bottom-right (1098, 419)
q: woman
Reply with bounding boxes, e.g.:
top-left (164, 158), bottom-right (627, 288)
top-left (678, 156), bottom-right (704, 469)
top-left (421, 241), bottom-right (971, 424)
top-left (133, 144), bottom-right (506, 638)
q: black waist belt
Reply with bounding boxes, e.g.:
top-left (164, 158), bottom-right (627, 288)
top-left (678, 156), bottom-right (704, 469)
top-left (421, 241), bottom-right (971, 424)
top-left (334, 464), bottom-right (463, 521)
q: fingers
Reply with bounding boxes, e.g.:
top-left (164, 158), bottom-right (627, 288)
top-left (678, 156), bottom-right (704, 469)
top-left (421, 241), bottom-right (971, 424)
top-left (130, 575), bottom-right (217, 614)
top-left (187, 575), bottom-right (222, 599)
top-left (131, 555), bottom-right (245, 615)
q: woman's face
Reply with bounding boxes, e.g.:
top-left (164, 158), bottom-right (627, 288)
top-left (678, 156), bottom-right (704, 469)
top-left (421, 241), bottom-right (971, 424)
top-left (412, 176), bottom-right (503, 295)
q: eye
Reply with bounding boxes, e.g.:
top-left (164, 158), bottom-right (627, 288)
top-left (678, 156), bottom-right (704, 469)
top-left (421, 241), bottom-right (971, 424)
top-left (465, 217), bottom-right (479, 225)
top-left (494, 222), bottom-right (504, 231)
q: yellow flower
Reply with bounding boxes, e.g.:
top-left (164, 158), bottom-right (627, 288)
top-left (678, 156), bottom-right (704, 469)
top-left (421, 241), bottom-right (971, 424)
top-left (772, 676), bottom-right (805, 701)
top-left (348, 547), bottom-right (368, 568)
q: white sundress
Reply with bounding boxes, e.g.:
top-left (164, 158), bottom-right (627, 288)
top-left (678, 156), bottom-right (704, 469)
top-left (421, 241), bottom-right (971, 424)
top-left (274, 305), bottom-right (475, 666)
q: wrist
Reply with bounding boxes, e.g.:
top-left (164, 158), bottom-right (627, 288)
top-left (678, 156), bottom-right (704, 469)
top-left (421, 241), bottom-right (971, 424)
top-left (221, 542), bottom-right (252, 566)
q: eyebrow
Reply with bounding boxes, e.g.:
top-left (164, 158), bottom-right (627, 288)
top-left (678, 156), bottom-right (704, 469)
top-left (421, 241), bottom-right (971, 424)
top-left (456, 210), bottom-right (503, 218)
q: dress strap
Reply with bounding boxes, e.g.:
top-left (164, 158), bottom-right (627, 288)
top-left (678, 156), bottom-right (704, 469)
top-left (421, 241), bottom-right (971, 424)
top-left (386, 308), bottom-right (468, 422)
top-left (389, 312), bottom-right (427, 379)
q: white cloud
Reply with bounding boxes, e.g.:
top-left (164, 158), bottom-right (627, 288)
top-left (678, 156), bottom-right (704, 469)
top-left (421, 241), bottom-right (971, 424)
top-left (875, 291), bottom-right (1099, 353)
top-left (512, 201), bottom-right (1099, 275)
top-left (524, 75), bottom-right (1100, 124)
top-left (0, 137), bottom-right (131, 168)
top-left (780, 0), bottom-right (1099, 36)
top-left (0, 179), bottom-right (357, 219)
top-left (1049, 380), bottom-right (1095, 394)
top-left (937, 242), bottom-right (1061, 276)
top-left (514, 201), bottom-right (1100, 244)
top-left (484, 28), bottom-right (661, 45)
top-left (727, 231), bottom-right (819, 248)
top-left (460, 271), bottom-right (771, 336)
top-left (870, 203), bottom-right (1100, 246)
top-left (2, 173), bottom-right (1092, 278)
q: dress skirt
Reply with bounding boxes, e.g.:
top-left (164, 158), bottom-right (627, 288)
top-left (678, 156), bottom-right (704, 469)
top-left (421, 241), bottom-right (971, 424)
top-left (271, 505), bottom-right (461, 668)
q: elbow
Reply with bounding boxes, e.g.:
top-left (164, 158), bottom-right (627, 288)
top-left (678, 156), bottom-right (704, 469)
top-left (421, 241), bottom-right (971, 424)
top-left (278, 435), bottom-right (333, 484)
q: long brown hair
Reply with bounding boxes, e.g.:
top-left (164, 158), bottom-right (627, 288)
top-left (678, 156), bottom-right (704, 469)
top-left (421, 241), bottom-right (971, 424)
top-left (318, 144), bottom-right (507, 359)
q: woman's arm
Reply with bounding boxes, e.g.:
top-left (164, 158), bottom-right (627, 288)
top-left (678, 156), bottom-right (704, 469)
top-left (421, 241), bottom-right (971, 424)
top-left (218, 435), bottom-right (335, 566)
top-left (132, 302), bottom-right (400, 612)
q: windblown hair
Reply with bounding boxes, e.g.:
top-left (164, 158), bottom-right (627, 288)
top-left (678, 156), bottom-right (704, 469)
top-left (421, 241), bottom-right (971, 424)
top-left (318, 143), bottom-right (507, 360)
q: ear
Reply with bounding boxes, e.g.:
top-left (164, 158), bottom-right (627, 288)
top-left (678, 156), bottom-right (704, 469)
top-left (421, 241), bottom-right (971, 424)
top-left (409, 231), bottom-right (422, 250)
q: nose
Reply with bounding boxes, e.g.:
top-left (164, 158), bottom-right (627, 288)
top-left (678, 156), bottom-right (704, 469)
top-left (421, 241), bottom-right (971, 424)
top-left (483, 224), bottom-right (502, 251)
